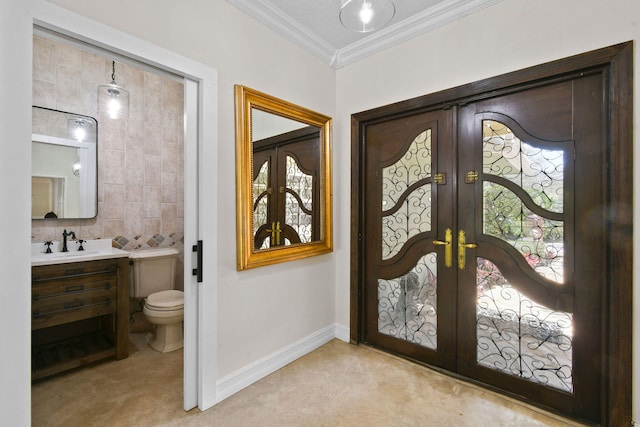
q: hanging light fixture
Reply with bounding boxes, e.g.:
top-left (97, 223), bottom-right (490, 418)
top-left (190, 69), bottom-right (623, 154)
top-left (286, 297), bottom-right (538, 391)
top-left (97, 60), bottom-right (129, 119)
top-left (340, 0), bottom-right (396, 33)
top-left (72, 158), bottom-right (81, 177)
top-left (67, 118), bottom-right (90, 141)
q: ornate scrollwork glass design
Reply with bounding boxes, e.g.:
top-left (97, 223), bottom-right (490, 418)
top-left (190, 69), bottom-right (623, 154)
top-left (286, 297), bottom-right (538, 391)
top-left (483, 121), bottom-right (564, 212)
top-left (381, 130), bottom-right (432, 260)
top-left (284, 155), bottom-right (313, 244)
top-left (482, 120), bottom-right (565, 283)
top-left (378, 253), bottom-right (438, 349)
top-left (476, 258), bottom-right (573, 393)
top-left (483, 183), bottom-right (564, 283)
top-left (253, 160), bottom-right (269, 242)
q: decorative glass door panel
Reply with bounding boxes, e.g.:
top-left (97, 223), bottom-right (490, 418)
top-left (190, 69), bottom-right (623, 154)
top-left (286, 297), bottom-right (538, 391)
top-left (476, 258), bottom-right (573, 393)
top-left (284, 155), bottom-right (313, 244)
top-left (381, 130), bottom-right (432, 260)
top-left (377, 129), bottom-right (437, 349)
top-left (482, 120), bottom-right (567, 283)
top-left (378, 254), bottom-right (438, 349)
top-left (253, 160), bottom-right (270, 250)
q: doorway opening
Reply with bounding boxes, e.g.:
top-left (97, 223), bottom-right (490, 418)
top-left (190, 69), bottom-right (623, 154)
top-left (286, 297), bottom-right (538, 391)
top-left (27, 16), bottom-right (215, 411)
top-left (30, 24), bottom-right (186, 386)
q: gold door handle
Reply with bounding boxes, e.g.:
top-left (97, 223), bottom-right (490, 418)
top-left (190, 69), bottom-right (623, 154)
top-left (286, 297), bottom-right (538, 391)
top-left (458, 230), bottom-right (477, 270)
top-left (274, 221), bottom-right (282, 245)
top-left (266, 221), bottom-right (282, 245)
top-left (266, 222), bottom-right (277, 246)
top-left (433, 228), bottom-right (452, 268)
top-left (266, 222), bottom-right (282, 246)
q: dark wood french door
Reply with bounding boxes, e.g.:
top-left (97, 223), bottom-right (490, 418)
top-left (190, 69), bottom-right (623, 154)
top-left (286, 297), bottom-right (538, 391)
top-left (252, 126), bottom-right (321, 249)
top-left (359, 72), bottom-right (612, 423)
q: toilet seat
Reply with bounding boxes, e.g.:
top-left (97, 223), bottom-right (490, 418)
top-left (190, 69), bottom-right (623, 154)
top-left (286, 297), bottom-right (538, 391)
top-left (143, 305), bottom-right (184, 319)
top-left (145, 290), bottom-right (184, 311)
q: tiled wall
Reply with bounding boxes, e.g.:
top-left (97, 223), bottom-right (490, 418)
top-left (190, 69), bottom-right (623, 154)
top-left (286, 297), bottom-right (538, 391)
top-left (31, 34), bottom-right (185, 290)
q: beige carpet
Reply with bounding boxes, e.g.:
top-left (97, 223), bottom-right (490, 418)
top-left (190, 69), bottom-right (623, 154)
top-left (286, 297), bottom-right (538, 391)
top-left (32, 336), bottom-right (586, 426)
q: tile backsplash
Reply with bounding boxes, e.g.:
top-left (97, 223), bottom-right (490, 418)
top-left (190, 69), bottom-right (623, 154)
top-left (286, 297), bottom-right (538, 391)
top-left (31, 34), bottom-right (185, 289)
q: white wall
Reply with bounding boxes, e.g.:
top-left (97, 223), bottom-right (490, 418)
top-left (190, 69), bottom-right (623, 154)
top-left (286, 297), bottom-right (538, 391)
top-left (0, 1), bottom-right (33, 425)
top-left (335, 0), bottom-right (640, 419)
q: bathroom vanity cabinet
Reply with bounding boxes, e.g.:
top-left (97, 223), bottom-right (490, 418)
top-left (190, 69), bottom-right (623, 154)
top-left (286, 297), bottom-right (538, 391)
top-left (31, 257), bottom-right (129, 380)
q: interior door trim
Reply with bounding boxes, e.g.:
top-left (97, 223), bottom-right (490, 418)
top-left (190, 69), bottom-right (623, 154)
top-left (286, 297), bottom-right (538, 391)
top-left (350, 42), bottom-right (633, 426)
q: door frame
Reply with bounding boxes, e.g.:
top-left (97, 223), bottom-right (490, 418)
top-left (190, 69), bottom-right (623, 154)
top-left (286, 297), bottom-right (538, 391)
top-left (30, 1), bottom-right (219, 411)
top-left (350, 42), bottom-right (633, 426)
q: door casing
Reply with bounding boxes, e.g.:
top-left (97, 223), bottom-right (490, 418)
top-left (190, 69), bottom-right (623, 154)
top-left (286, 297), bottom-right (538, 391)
top-left (350, 42), bottom-right (633, 426)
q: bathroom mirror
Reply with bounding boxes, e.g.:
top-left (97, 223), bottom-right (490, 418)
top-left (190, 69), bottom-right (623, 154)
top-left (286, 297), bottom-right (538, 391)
top-left (235, 85), bottom-right (333, 270)
top-left (32, 106), bottom-right (98, 219)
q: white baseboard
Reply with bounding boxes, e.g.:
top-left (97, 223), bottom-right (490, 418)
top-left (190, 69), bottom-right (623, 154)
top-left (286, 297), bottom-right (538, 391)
top-left (334, 323), bottom-right (350, 342)
top-left (216, 324), bottom-right (343, 403)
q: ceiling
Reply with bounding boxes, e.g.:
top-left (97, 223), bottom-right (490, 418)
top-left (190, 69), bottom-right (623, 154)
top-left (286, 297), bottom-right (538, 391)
top-left (226, 0), bottom-right (502, 68)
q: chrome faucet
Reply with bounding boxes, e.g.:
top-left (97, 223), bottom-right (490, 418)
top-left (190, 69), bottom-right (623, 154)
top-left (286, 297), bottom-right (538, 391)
top-left (62, 229), bottom-right (76, 252)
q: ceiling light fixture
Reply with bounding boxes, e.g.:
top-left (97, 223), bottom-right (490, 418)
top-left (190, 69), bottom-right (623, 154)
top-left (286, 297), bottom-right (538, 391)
top-left (97, 60), bottom-right (129, 119)
top-left (340, 0), bottom-right (396, 33)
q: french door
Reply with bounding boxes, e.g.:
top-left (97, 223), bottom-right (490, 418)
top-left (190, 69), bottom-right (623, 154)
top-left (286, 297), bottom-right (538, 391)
top-left (253, 126), bottom-right (321, 249)
top-left (360, 74), bottom-right (607, 422)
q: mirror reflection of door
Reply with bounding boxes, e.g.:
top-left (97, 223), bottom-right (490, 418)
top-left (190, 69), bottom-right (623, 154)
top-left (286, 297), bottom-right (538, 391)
top-left (31, 176), bottom-right (64, 218)
top-left (252, 121), bottom-right (320, 250)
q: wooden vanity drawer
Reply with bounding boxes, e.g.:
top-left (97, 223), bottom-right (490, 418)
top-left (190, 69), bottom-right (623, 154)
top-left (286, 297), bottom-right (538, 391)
top-left (32, 277), bottom-right (114, 298)
top-left (32, 281), bottom-right (117, 329)
top-left (31, 260), bottom-right (119, 330)
top-left (32, 262), bottom-right (117, 287)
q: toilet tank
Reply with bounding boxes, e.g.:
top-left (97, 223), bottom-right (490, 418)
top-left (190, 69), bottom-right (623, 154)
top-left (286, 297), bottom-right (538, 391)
top-left (129, 248), bottom-right (179, 298)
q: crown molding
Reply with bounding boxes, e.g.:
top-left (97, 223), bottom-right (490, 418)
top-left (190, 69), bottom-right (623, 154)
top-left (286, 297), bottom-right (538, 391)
top-left (227, 0), bottom-right (503, 69)
top-left (226, 0), bottom-right (336, 65)
top-left (334, 0), bottom-right (503, 68)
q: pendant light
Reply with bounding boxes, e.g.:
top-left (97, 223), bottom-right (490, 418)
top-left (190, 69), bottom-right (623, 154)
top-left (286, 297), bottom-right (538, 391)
top-left (97, 60), bottom-right (129, 119)
top-left (72, 157), bottom-right (81, 177)
top-left (340, 0), bottom-right (396, 33)
top-left (67, 117), bottom-right (92, 142)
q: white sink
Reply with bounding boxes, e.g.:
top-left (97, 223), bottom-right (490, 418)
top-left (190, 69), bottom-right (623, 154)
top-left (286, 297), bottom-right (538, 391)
top-left (31, 239), bottom-right (129, 266)
top-left (44, 250), bottom-right (100, 259)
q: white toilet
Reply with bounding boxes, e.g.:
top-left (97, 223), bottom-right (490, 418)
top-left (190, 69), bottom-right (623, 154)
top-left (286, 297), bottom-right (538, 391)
top-left (129, 247), bottom-right (184, 353)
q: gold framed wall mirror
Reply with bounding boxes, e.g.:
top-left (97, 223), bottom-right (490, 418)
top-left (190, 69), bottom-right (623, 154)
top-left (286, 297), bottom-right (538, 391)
top-left (235, 85), bottom-right (333, 270)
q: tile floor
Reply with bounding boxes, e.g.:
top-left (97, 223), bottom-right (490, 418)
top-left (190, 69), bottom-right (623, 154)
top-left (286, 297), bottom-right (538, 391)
top-left (31, 336), bottom-right (587, 427)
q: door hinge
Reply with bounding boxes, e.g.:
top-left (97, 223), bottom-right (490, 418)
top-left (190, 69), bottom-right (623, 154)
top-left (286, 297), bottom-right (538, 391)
top-left (192, 240), bottom-right (203, 283)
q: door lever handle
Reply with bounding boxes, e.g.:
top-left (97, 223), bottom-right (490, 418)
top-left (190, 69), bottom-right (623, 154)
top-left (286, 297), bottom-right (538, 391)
top-left (266, 222), bottom-right (276, 245)
top-left (266, 221), bottom-right (282, 246)
top-left (458, 230), bottom-right (477, 270)
top-left (275, 221), bottom-right (281, 245)
top-left (433, 228), bottom-right (452, 267)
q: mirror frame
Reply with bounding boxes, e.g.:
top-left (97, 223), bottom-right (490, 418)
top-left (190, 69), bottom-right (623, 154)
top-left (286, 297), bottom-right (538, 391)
top-left (32, 106), bottom-right (98, 220)
top-left (235, 85), bottom-right (333, 270)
